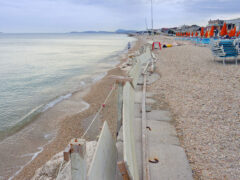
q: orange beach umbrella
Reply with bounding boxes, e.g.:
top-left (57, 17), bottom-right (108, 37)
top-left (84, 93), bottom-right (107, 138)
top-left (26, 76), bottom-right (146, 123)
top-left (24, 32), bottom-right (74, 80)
top-left (205, 31), bottom-right (209, 38)
top-left (220, 22), bottom-right (227, 36)
top-left (233, 26), bottom-right (236, 37)
top-left (209, 26), bottom-right (214, 37)
top-left (200, 27), bottom-right (204, 37)
top-left (237, 31), bottom-right (240, 37)
top-left (195, 32), bottom-right (198, 37)
top-left (191, 32), bottom-right (194, 37)
top-left (229, 29), bottom-right (234, 37)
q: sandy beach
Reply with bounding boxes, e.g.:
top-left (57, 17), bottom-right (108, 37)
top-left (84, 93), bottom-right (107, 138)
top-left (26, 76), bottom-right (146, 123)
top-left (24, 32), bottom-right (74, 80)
top-left (149, 36), bottom-right (240, 179)
top-left (10, 35), bottom-right (240, 180)
top-left (12, 37), bottom-right (145, 180)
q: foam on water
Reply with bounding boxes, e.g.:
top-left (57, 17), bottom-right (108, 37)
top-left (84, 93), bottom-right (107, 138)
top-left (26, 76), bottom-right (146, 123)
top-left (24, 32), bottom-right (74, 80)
top-left (42, 93), bottom-right (72, 112)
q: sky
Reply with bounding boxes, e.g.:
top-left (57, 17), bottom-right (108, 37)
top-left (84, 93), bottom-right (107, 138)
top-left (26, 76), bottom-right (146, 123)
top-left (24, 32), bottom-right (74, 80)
top-left (0, 0), bottom-right (239, 33)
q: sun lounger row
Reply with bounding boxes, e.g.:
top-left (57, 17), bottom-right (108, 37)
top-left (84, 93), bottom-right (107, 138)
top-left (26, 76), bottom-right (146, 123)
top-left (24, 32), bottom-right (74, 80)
top-left (210, 40), bottom-right (238, 58)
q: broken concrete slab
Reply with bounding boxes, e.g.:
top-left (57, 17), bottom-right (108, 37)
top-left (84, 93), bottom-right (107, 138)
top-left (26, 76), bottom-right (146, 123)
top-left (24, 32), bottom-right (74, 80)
top-left (147, 110), bottom-right (172, 122)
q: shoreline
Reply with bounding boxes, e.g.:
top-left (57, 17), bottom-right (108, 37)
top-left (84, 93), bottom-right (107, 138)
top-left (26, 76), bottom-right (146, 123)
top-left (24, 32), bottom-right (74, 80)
top-left (0, 39), bottom-right (131, 142)
top-left (12, 36), bottom-right (144, 180)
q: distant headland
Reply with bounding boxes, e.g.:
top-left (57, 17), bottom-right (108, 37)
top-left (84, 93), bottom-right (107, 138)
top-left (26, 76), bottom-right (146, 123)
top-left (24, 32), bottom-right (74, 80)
top-left (69, 29), bottom-right (137, 34)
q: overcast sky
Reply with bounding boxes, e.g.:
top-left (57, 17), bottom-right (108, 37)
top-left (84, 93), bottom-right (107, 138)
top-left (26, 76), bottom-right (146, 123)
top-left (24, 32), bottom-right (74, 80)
top-left (0, 0), bottom-right (239, 33)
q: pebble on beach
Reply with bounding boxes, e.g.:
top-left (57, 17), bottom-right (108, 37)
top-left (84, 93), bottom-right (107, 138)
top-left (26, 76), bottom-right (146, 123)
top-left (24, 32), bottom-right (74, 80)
top-left (150, 36), bottom-right (240, 179)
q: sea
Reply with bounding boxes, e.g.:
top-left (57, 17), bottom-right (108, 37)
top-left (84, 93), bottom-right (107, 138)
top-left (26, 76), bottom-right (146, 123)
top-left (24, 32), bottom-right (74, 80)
top-left (0, 33), bottom-right (134, 179)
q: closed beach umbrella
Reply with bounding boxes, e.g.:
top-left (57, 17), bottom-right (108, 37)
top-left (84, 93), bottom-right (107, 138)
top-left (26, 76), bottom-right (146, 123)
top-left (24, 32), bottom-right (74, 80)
top-left (205, 31), bottom-right (209, 38)
top-left (209, 26), bottom-right (214, 37)
top-left (195, 32), bottom-right (198, 37)
top-left (200, 27), bottom-right (204, 37)
top-left (237, 31), bottom-right (240, 37)
top-left (229, 29), bottom-right (234, 37)
top-left (191, 32), bottom-right (194, 37)
top-left (220, 22), bottom-right (227, 36)
top-left (233, 26), bottom-right (236, 37)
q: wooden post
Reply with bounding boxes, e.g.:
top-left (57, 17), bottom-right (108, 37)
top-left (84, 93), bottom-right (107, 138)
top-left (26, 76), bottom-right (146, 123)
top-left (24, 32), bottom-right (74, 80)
top-left (118, 161), bottom-right (130, 180)
top-left (70, 138), bottom-right (87, 180)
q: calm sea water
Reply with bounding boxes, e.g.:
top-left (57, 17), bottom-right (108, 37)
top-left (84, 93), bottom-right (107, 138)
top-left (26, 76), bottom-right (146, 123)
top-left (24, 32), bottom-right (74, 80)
top-left (0, 33), bottom-right (133, 139)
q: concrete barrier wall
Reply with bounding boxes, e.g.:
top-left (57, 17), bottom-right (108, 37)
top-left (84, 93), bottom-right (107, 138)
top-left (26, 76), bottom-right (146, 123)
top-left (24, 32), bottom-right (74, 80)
top-left (128, 47), bottom-right (151, 88)
top-left (136, 47), bottom-right (151, 64)
top-left (88, 121), bottom-right (117, 180)
top-left (128, 60), bottom-right (141, 88)
top-left (122, 82), bottom-right (139, 180)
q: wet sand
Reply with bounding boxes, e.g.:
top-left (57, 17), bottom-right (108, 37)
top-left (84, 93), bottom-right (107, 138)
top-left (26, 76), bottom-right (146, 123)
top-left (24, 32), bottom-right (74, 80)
top-left (12, 37), bottom-right (145, 180)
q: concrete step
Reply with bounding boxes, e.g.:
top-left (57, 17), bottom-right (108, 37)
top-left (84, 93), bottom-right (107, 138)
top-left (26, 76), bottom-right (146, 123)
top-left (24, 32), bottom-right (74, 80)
top-left (147, 120), bottom-right (180, 146)
top-left (148, 143), bottom-right (193, 180)
top-left (146, 110), bottom-right (193, 180)
top-left (147, 110), bottom-right (172, 122)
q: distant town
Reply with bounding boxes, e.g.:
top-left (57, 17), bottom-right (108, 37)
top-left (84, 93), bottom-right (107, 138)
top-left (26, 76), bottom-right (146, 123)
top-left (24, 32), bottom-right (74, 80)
top-left (136, 18), bottom-right (240, 36)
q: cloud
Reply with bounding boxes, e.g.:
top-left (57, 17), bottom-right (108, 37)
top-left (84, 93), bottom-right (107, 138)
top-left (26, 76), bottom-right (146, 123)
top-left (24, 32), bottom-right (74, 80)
top-left (0, 0), bottom-right (239, 32)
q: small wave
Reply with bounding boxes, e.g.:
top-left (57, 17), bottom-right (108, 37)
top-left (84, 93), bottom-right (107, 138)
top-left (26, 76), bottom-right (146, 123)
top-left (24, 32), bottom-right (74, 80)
top-left (0, 105), bottom-right (43, 141)
top-left (92, 72), bottom-right (107, 82)
top-left (0, 93), bottom-right (72, 141)
top-left (8, 146), bottom-right (44, 180)
top-left (80, 80), bottom-right (86, 86)
top-left (42, 93), bottom-right (72, 112)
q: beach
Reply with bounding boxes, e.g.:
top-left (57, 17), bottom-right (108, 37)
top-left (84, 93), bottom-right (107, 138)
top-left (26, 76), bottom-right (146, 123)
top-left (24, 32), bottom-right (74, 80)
top-left (149, 36), bottom-right (240, 179)
top-left (4, 34), bottom-right (239, 180)
top-left (10, 36), bottom-right (145, 180)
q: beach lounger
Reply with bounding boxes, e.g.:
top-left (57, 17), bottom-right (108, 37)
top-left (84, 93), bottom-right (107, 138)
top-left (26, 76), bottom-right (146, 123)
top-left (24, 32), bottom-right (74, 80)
top-left (210, 39), bottom-right (238, 64)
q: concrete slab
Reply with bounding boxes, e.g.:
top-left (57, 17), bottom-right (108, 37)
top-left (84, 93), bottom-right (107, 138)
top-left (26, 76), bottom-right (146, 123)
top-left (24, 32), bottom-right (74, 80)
top-left (134, 117), bottom-right (143, 180)
top-left (134, 103), bottom-right (141, 118)
top-left (137, 76), bottom-right (144, 85)
top-left (135, 92), bottom-right (155, 104)
top-left (147, 110), bottom-right (172, 122)
top-left (146, 92), bottom-right (154, 98)
top-left (135, 91), bottom-right (143, 104)
top-left (148, 144), bottom-right (193, 180)
top-left (147, 120), bottom-right (180, 146)
top-left (117, 126), bottom-right (123, 142)
top-left (146, 73), bottom-right (160, 85)
top-left (146, 98), bottom-right (156, 104)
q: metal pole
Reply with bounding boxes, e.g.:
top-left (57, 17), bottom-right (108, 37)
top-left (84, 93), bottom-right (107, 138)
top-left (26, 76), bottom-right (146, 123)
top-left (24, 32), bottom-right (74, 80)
top-left (151, 0), bottom-right (154, 39)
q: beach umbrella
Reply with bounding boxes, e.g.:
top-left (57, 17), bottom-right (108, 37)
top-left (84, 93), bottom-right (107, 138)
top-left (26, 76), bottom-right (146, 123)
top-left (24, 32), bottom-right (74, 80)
top-left (228, 29), bottom-right (234, 37)
top-left (191, 32), bottom-right (194, 37)
top-left (237, 31), bottom-right (240, 37)
top-left (200, 27), bottom-right (204, 37)
top-left (220, 22), bottom-right (227, 36)
top-left (195, 32), bottom-right (198, 37)
top-left (209, 26), bottom-right (214, 37)
top-left (205, 31), bottom-right (209, 38)
top-left (233, 26), bottom-right (236, 37)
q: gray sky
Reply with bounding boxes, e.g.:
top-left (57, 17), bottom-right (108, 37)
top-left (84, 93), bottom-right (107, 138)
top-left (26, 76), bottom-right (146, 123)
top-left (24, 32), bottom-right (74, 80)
top-left (0, 0), bottom-right (239, 33)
